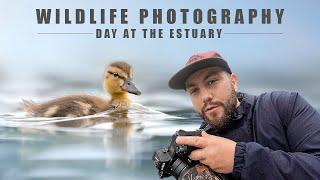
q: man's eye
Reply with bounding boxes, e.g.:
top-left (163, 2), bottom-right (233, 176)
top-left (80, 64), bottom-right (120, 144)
top-left (208, 80), bottom-right (217, 86)
top-left (189, 88), bottom-right (198, 95)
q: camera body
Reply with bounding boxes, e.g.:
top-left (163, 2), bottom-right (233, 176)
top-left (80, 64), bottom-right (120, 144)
top-left (152, 129), bottom-right (202, 179)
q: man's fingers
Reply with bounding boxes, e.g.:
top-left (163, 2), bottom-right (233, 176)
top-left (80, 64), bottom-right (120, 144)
top-left (200, 159), bottom-right (209, 166)
top-left (201, 131), bottom-right (209, 137)
top-left (189, 149), bottom-right (206, 161)
top-left (176, 136), bottom-right (206, 148)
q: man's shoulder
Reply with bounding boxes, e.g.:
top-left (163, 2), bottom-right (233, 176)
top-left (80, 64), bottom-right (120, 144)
top-left (251, 91), bottom-right (302, 121)
top-left (257, 90), bottom-right (298, 100)
top-left (257, 91), bottom-right (299, 104)
top-left (242, 91), bottom-right (298, 107)
top-left (254, 90), bottom-right (300, 107)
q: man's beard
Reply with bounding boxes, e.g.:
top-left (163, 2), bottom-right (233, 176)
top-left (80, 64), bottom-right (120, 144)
top-left (199, 89), bottom-right (238, 132)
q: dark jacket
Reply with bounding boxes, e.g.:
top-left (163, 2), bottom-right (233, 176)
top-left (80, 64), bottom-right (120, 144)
top-left (200, 91), bottom-right (320, 180)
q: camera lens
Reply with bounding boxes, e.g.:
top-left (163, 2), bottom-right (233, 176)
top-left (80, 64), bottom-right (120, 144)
top-left (170, 158), bottom-right (190, 179)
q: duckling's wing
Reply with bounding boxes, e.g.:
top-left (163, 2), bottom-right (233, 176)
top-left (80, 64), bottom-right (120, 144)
top-left (21, 99), bottom-right (38, 116)
top-left (22, 95), bottom-right (109, 117)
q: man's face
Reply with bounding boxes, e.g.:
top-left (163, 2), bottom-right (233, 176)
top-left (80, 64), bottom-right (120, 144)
top-left (185, 67), bottom-right (239, 131)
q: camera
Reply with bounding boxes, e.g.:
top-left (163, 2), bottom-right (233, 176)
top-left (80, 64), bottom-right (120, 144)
top-left (152, 129), bottom-right (201, 179)
top-left (152, 129), bottom-right (229, 180)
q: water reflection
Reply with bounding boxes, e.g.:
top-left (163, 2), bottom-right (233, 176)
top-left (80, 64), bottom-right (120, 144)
top-left (0, 103), bottom-right (201, 179)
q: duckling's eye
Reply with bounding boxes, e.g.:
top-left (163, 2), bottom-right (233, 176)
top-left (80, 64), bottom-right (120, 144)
top-left (112, 73), bottom-right (119, 78)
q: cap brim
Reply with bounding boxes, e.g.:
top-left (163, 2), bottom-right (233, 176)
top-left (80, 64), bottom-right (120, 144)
top-left (168, 58), bottom-right (231, 89)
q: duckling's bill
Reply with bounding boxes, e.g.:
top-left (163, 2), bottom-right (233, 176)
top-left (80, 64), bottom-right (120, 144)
top-left (122, 79), bottom-right (141, 95)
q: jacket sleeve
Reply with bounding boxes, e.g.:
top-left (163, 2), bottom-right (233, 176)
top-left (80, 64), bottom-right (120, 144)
top-left (232, 93), bottom-right (320, 180)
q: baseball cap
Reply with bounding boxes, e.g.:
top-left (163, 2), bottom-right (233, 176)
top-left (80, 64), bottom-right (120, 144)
top-left (168, 51), bottom-right (232, 89)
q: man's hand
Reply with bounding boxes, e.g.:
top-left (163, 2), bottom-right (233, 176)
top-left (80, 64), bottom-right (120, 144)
top-left (176, 131), bottom-right (236, 174)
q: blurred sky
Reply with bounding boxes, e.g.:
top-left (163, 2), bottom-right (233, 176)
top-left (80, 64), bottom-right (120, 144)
top-left (0, 0), bottom-right (320, 110)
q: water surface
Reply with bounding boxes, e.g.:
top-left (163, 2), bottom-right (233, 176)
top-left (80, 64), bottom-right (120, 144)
top-left (0, 98), bottom-right (202, 180)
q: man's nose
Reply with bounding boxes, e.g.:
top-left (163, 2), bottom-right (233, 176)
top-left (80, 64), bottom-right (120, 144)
top-left (201, 88), bottom-right (213, 104)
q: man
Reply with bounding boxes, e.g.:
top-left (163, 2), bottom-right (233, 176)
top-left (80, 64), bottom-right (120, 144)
top-left (168, 51), bottom-right (320, 179)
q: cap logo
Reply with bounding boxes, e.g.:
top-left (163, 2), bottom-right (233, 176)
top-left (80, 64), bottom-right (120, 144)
top-left (187, 55), bottom-right (204, 65)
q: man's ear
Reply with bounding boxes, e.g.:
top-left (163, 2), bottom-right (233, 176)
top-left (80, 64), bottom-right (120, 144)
top-left (230, 73), bottom-right (238, 91)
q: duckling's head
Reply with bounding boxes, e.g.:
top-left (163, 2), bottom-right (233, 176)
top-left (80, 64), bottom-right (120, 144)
top-left (103, 61), bottom-right (141, 97)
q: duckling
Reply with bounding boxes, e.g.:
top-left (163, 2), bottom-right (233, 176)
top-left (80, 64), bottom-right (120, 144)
top-left (22, 61), bottom-right (141, 117)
